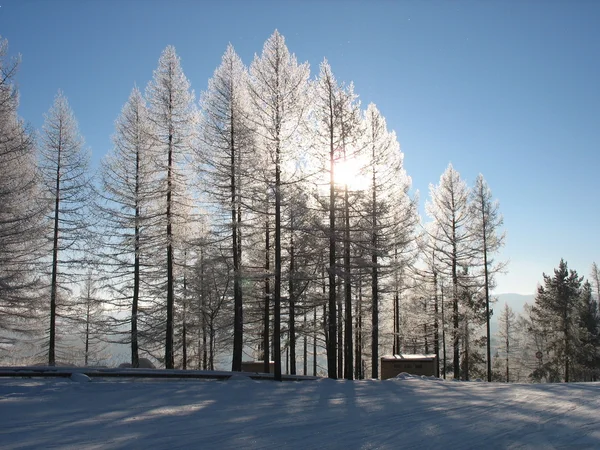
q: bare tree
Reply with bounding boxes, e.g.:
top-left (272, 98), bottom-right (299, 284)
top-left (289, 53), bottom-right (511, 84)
top-left (248, 30), bottom-right (310, 380)
top-left (39, 90), bottom-right (91, 365)
top-left (360, 103), bottom-right (414, 378)
top-left (146, 46), bottom-right (197, 369)
top-left (425, 164), bottom-right (473, 379)
top-left (0, 37), bottom-right (45, 348)
top-left (98, 86), bottom-right (159, 367)
top-left (469, 173), bottom-right (505, 381)
top-left (497, 302), bottom-right (516, 382)
top-left (199, 44), bottom-right (253, 371)
top-left (73, 271), bottom-right (105, 366)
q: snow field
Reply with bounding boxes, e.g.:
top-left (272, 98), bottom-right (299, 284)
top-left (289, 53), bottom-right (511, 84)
top-left (1, 375), bottom-right (599, 449)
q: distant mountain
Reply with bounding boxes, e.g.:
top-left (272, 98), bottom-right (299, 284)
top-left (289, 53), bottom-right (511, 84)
top-left (489, 293), bottom-right (535, 338)
top-left (494, 293), bottom-right (534, 316)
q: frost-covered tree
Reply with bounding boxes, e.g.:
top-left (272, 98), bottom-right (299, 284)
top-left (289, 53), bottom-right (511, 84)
top-left (74, 271), bottom-right (105, 366)
top-left (575, 281), bottom-right (600, 381)
top-left (0, 37), bottom-right (45, 347)
top-left (468, 174), bottom-right (505, 381)
top-left (360, 103), bottom-right (416, 378)
top-left (496, 303), bottom-right (516, 382)
top-left (591, 263), bottom-right (600, 302)
top-left (39, 90), bottom-right (92, 365)
top-left (426, 164), bottom-right (473, 379)
top-left (199, 44), bottom-right (253, 372)
top-left (311, 60), bottom-right (363, 379)
top-left (530, 259), bottom-right (583, 382)
top-left (248, 30), bottom-right (310, 380)
top-left (146, 46), bottom-right (197, 369)
top-left (98, 86), bottom-right (158, 367)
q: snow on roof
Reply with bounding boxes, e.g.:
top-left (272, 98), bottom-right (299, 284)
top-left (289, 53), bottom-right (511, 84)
top-left (381, 354), bottom-right (437, 361)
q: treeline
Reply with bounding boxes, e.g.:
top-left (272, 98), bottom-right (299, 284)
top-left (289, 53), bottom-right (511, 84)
top-left (492, 261), bottom-right (600, 383)
top-left (1, 31), bottom-right (597, 381)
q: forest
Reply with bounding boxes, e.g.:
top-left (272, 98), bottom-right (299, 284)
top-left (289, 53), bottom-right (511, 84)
top-left (1, 30), bottom-right (599, 383)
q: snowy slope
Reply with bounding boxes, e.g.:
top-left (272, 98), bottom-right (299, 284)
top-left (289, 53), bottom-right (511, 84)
top-left (1, 374), bottom-right (599, 449)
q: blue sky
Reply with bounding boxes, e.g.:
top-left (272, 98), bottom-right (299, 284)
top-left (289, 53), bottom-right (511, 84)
top-left (1, 0), bottom-right (598, 295)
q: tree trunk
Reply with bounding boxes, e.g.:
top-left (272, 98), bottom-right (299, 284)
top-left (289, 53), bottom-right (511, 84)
top-left (274, 139), bottom-right (282, 381)
top-left (433, 271), bottom-right (440, 377)
top-left (343, 181), bottom-right (353, 379)
top-left (303, 312), bottom-right (307, 375)
top-left (441, 279), bottom-right (446, 379)
top-left (49, 142), bottom-right (61, 366)
top-left (355, 284), bottom-right (361, 380)
top-left (483, 221), bottom-right (491, 382)
top-left (327, 133), bottom-right (337, 379)
top-left (288, 226), bottom-right (296, 375)
top-left (313, 306), bottom-right (317, 376)
top-left (452, 238), bottom-right (460, 379)
top-left (182, 271), bottom-right (187, 370)
top-left (165, 126), bottom-right (175, 369)
top-left (132, 145), bottom-right (140, 369)
top-left (505, 329), bottom-right (509, 383)
top-left (231, 111), bottom-right (243, 372)
top-left (337, 290), bottom-right (343, 379)
top-left (85, 290), bottom-right (90, 366)
top-left (200, 246), bottom-right (207, 370)
top-left (371, 147), bottom-right (379, 379)
top-left (263, 209), bottom-right (270, 374)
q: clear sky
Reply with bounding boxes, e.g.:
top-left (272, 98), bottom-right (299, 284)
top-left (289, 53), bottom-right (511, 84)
top-left (1, 0), bottom-right (598, 295)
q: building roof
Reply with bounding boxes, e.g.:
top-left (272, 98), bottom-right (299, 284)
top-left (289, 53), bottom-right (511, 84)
top-left (381, 354), bottom-right (437, 361)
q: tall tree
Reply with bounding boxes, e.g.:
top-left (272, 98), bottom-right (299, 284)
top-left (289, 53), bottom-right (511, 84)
top-left (313, 60), bottom-right (341, 379)
top-left (361, 103), bottom-right (414, 378)
top-left (98, 86), bottom-right (157, 368)
top-left (146, 46), bottom-right (197, 369)
top-left (312, 60), bottom-right (362, 379)
top-left (426, 164), bottom-right (473, 379)
top-left (248, 30), bottom-right (310, 380)
top-left (39, 90), bottom-right (91, 365)
top-left (0, 37), bottom-right (45, 346)
top-left (469, 173), bottom-right (505, 382)
top-left (199, 44), bottom-right (252, 372)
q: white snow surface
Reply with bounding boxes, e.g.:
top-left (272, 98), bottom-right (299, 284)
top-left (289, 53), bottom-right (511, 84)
top-left (1, 373), bottom-right (599, 449)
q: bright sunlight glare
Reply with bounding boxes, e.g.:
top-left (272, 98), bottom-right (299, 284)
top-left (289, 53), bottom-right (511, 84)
top-left (334, 157), bottom-right (370, 191)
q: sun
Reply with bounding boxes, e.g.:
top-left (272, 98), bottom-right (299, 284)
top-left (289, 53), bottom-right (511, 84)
top-left (334, 157), bottom-right (370, 191)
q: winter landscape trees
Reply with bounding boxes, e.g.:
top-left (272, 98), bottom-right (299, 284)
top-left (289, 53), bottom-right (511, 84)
top-left (1, 30), bottom-right (599, 383)
top-left (0, 38), bottom-right (45, 352)
top-left (39, 91), bottom-right (92, 365)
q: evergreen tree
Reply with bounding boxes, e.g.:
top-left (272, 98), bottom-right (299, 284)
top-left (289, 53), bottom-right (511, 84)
top-left (590, 262), bottom-right (600, 302)
top-left (576, 281), bottom-right (600, 380)
top-left (530, 259), bottom-right (583, 382)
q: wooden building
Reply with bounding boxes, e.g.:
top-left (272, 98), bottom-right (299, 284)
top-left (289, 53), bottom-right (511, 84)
top-left (241, 361), bottom-right (275, 374)
top-left (380, 354), bottom-right (438, 379)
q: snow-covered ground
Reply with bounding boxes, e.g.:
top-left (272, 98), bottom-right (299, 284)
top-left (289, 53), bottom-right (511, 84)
top-left (1, 373), bottom-right (599, 449)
